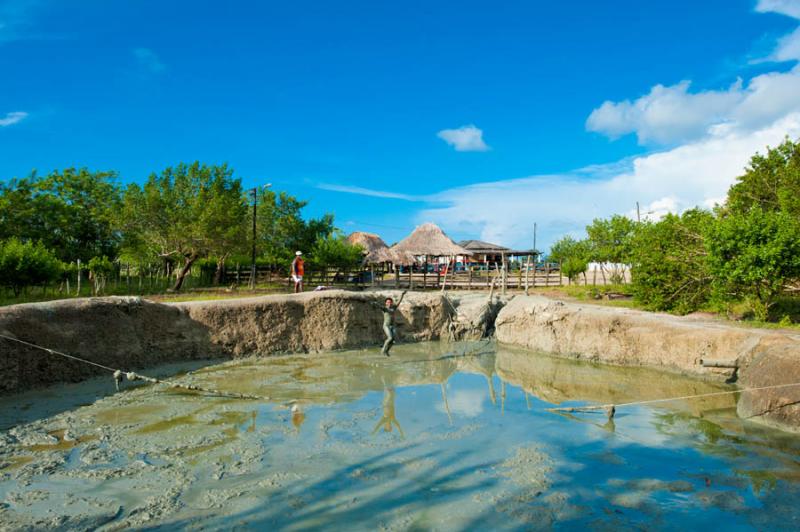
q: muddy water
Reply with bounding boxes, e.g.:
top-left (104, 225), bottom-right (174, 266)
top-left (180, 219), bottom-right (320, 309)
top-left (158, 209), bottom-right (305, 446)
top-left (2, 342), bottom-right (800, 530)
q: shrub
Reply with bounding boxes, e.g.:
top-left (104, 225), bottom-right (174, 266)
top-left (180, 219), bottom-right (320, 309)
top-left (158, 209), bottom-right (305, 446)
top-left (87, 255), bottom-right (116, 295)
top-left (310, 234), bottom-right (364, 272)
top-left (0, 238), bottom-right (63, 295)
top-left (706, 207), bottom-right (800, 321)
top-left (630, 209), bottom-right (714, 313)
top-left (549, 236), bottom-right (589, 283)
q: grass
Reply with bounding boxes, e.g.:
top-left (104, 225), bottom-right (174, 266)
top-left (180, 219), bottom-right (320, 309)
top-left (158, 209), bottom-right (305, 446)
top-left (520, 283), bottom-right (800, 331)
top-left (0, 279), bottom-right (290, 307)
top-left (527, 283), bottom-right (639, 309)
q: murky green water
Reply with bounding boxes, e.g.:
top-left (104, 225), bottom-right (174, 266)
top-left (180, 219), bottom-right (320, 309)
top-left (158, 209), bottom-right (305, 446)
top-left (2, 342), bottom-right (800, 530)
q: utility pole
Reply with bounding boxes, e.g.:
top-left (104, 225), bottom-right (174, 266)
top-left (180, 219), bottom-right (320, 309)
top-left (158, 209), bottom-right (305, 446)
top-left (636, 201), bottom-right (641, 223)
top-left (250, 184), bottom-right (272, 290)
top-left (533, 223), bottom-right (537, 263)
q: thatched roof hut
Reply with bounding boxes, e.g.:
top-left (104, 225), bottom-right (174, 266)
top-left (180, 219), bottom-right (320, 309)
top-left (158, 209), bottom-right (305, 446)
top-left (347, 232), bottom-right (393, 263)
top-left (392, 222), bottom-right (470, 257)
top-left (347, 231), bottom-right (415, 265)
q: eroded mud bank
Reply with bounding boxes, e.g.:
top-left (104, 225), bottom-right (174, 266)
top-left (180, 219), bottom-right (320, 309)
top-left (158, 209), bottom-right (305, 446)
top-left (0, 291), bottom-right (498, 395)
top-left (494, 296), bottom-right (800, 431)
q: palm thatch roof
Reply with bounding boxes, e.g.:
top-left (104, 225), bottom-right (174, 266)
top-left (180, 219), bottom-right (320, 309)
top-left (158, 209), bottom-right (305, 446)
top-left (391, 222), bottom-right (471, 257)
top-left (347, 232), bottom-right (394, 263)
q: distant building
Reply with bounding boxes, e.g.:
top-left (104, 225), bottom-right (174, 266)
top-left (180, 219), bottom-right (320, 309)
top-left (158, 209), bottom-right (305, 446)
top-left (457, 240), bottom-right (539, 268)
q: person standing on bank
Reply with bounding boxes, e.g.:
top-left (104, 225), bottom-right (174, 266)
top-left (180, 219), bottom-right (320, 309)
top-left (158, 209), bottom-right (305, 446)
top-left (291, 251), bottom-right (304, 293)
top-left (379, 291), bottom-right (406, 356)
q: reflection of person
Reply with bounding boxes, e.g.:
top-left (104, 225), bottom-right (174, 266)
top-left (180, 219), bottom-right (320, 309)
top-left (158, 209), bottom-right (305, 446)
top-left (291, 404), bottom-right (306, 431)
top-left (291, 251), bottom-right (304, 293)
top-left (372, 387), bottom-right (404, 437)
top-left (376, 291), bottom-right (406, 356)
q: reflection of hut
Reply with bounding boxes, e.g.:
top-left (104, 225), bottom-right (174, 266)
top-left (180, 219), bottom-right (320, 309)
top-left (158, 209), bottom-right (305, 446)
top-left (391, 222), bottom-right (471, 289)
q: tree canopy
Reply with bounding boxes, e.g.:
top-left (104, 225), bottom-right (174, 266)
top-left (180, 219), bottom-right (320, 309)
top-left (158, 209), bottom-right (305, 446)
top-left (0, 168), bottom-right (121, 263)
top-left (727, 137), bottom-right (800, 217)
top-left (119, 162), bottom-right (248, 290)
top-left (630, 209), bottom-right (714, 313)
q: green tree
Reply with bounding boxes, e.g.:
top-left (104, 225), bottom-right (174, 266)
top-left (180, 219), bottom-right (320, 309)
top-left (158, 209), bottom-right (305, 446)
top-left (0, 239), bottom-right (63, 296)
top-left (0, 168), bottom-right (121, 262)
top-left (252, 189), bottom-right (335, 269)
top-left (310, 233), bottom-right (364, 274)
top-left (549, 236), bottom-right (589, 283)
top-left (727, 137), bottom-right (800, 217)
top-left (585, 214), bottom-right (637, 283)
top-left (119, 162), bottom-right (247, 291)
top-left (87, 256), bottom-right (115, 296)
top-left (706, 207), bottom-right (800, 320)
top-left (630, 209), bottom-right (715, 313)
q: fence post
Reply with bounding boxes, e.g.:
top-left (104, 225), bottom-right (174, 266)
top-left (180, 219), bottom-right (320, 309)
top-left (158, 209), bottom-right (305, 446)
top-left (545, 262), bottom-right (550, 287)
top-left (76, 259), bottom-right (81, 296)
top-left (524, 255), bottom-right (531, 296)
top-left (501, 254), bottom-right (507, 296)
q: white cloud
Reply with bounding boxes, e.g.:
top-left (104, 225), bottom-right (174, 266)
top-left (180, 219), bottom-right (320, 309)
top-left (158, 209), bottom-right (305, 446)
top-left (421, 112), bottom-right (800, 252)
top-left (588, 2), bottom-right (800, 145)
top-left (586, 80), bottom-right (744, 145)
top-left (587, 67), bottom-right (800, 145)
top-left (437, 388), bottom-right (485, 418)
top-left (133, 47), bottom-right (166, 74)
top-left (437, 125), bottom-right (490, 152)
top-left (771, 27), bottom-right (800, 61)
top-left (317, 183), bottom-right (423, 202)
top-left (755, 0), bottom-right (800, 19)
top-left (0, 111), bottom-right (28, 126)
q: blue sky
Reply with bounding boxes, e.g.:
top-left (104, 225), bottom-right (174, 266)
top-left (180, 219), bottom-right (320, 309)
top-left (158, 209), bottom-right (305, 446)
top-left (3, 0), bottom-right (800, 250)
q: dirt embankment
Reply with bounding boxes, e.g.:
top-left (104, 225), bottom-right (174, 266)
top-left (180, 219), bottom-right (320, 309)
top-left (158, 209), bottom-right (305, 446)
top-left (0, 291), bottom-right (462, 395)
top-left (495, 296), bottom-right (800, 431)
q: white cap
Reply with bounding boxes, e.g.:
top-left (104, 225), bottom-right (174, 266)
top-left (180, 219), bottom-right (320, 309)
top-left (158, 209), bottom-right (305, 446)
top-left (295, 251), bottom-right (302, 256)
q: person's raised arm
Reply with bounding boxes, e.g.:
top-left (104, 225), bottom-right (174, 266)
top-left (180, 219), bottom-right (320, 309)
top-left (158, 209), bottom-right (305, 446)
top-left (396, 290), bottom-right (408, 306)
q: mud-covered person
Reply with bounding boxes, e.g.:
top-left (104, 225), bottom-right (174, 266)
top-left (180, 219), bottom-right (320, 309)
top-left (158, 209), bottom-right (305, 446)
top-left (377, 291), bottom-right (406, 356)
top-left (291, 251), bottom-right (304, 293)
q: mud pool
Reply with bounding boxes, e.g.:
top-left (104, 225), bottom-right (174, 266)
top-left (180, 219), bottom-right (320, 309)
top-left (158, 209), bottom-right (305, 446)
top-left (2, 342), bottom-right (800, 530)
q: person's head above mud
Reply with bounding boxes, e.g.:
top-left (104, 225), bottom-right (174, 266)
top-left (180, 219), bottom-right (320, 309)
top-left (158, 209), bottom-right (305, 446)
top-left (385, 297), bottom-right (394, 308)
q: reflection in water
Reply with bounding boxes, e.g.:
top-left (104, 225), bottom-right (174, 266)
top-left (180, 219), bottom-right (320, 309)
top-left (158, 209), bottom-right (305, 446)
top-left (373, 387), bottom-right (404, 437)
top-left (291, 404), bottom-right (306, 431)
top-left (7, 341), bottom-right (800, 530)
top-left (440, 383), bottom-right (453, 425)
